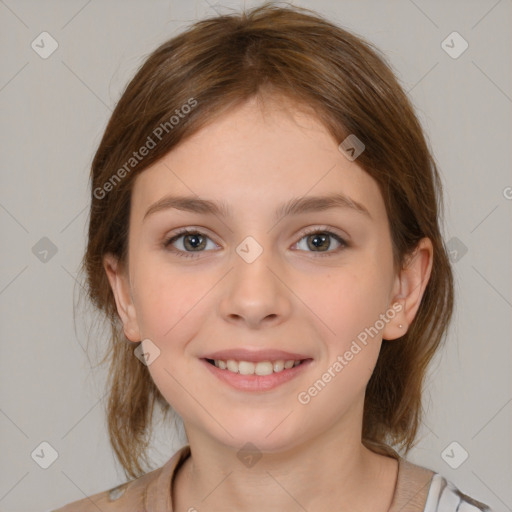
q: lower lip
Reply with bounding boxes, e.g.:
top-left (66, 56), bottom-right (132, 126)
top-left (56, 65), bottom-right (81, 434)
top-left (201, 358), bottom-right (313, 391)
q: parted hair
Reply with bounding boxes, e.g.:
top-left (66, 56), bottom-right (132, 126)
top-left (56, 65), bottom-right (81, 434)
top-left (78, 3), bottom-right (454, 479)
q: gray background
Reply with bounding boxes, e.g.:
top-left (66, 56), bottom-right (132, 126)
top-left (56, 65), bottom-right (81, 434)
top-left (0, 0), bottom-right (511, 511)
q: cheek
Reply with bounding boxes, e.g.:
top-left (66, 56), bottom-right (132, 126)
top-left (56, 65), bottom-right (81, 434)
top-left (305, 266), bottom-right (391, 346)
top-left (294, 268), bottom-right (389, 419)
top-left (134, 267), bottom-right (209, 415)
top-left (132, 259), bottom-right (208, 342)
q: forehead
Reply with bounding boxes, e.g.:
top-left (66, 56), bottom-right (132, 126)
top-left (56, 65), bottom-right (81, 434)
top-left (130, 96), bottom-right (387, 224)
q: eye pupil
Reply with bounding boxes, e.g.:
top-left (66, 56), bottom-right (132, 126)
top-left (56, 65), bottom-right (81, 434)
top-left (184, 233), bottom-right (206, 251)
top-left (308, 233), bottom-right (330, 251)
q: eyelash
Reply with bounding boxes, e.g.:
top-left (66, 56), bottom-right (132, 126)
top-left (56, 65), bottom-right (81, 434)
top-left (163, 226), bottom-right (348, 259)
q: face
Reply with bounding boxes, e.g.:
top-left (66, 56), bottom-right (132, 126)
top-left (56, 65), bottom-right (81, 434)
top-left (105, 95), bottom-right (416, 454)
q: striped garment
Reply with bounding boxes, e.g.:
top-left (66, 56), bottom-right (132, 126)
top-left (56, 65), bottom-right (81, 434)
top-left (424, 474), bottom-right (492, 511)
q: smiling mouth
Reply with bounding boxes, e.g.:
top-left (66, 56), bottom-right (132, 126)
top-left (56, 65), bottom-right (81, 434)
top-left (204, 358), bottom-right (309, 376)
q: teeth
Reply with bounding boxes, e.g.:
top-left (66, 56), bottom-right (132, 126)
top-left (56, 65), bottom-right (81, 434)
top-left (213, 359), bottom-right (303, 375)
top-left (273, 360), bottom-right (284, 372)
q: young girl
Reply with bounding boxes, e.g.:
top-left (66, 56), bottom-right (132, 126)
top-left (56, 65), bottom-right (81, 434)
top-left (54, 4), bottom-right (492, 511)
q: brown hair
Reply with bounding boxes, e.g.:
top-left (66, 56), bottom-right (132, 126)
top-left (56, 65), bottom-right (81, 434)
top-left (78, 3), bottom-right (454, 479)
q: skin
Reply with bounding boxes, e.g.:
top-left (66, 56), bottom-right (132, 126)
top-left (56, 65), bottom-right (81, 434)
top-left (104, 94), bottom-right (433, 512)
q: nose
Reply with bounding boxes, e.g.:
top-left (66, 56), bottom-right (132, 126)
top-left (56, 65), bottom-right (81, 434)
top-left (218, 246), bottom-right (292, 329)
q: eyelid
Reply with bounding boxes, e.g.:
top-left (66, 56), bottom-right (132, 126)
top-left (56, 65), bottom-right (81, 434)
top-left (297, 224), bottom-right (349, 242)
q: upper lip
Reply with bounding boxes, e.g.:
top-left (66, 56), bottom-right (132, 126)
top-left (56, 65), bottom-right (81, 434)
top-left (202, 349), bottom-right (312, 363)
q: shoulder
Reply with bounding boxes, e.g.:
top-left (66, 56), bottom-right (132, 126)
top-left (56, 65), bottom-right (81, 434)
top-left (49, 445), bottom-right (190, 512)
top-left (50, 465), bottom-right (162, 512)
top-left (424, 473), bottom-right (493, 512)
top-left (390, 457), bottom-right (436, 511)
top-left (391, 457), bottom-right (493, 512)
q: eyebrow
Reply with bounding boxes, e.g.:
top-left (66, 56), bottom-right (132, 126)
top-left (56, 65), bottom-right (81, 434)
top-left (143, 192), bottom-right (372, 223)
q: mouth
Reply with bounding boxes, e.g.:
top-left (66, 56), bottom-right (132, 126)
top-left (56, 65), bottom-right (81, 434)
top-left (201, 357), bottom-right (313, 391)
top-left (204, 357), bottom-right (307, 375)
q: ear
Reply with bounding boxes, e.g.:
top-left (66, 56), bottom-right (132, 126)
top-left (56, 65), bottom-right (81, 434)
top-left (382, 237), bottom-right (433, 341)
top-left (103, 253), bottom-right (141, 342)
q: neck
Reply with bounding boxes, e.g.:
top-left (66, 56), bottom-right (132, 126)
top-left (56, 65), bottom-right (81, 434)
top-left (172, 424), bottom-right (398, 512)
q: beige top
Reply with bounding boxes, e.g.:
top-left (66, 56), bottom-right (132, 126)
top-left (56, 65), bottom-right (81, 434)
top-left (51, 445), bottom-right (491, 511)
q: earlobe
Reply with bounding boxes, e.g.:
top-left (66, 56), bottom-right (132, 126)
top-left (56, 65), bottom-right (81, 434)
top-left (382, 238), bottom-right (433, 341)
top-left (103, 253), bottom-right (141, 342)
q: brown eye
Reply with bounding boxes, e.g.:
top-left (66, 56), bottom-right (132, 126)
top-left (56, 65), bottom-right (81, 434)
top-left (164, 230), bottom-right (217, 258)
top-left (294, 229), bottom-right (347, 255)
top-left (181, 233), bottom-right (207, 251)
